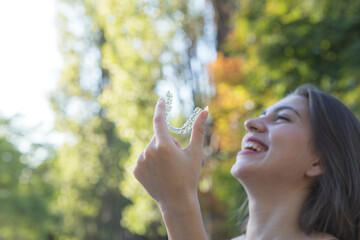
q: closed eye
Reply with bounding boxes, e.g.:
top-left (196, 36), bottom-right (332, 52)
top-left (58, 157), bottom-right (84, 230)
top-left (275, 115), bottom-right (290, 121)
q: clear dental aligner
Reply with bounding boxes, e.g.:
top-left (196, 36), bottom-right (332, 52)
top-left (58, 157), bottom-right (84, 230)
top-left (165, 91), bottom-right (208, 134)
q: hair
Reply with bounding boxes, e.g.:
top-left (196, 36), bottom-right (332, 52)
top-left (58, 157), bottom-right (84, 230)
top-left (294, 85), bottom-right (360, 239)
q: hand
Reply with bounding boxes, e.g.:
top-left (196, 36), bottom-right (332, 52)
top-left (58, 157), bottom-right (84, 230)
top-left (133, 97), bottom-right (208, 210)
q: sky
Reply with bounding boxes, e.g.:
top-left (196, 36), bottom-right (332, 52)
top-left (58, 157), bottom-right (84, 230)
top-left (0, 0), bottom-right (61, 143)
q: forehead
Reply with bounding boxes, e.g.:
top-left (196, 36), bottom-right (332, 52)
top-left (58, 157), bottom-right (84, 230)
top-left (267, 95), bottom-right (309, 115)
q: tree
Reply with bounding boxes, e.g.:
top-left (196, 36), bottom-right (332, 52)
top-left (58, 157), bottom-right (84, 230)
top-left (86, 0), bottom-right (210, 237)
top-left (225, 0), bottom-right (360, 105)
top-left (50, 0), bottom-right (136, 238)
top-left (0, 117), bottom-right (55, 240)
top-left (206, 0), bottom-right (360, 237)
top-left (51, 0), bottom-right (211, 238)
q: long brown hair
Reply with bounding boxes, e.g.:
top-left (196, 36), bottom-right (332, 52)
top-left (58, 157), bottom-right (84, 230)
top-left (295, 85), bottom-right (360, 239)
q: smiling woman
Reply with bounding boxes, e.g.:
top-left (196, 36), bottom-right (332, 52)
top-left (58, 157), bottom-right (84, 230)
top-left (133, 85), bottom-right (360, 240)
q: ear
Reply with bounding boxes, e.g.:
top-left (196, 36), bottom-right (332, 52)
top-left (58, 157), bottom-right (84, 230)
top-left (305, 161), bottom-right (323, 178)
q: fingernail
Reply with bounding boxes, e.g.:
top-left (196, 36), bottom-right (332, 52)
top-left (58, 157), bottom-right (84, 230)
top-left (157, 97), bottom-right (164, 105)
top-left (202, 108), bottom-right (208, 121)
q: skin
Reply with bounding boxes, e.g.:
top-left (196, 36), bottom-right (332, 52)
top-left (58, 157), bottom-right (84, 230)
top-left (231, 95), bottom-right (337, 240)
top-left (231, 95), bottom-right (321, 196)
top-left (134, 96), bottom-right (338, 240)
top-left (133, 98), bottom-right (208, 240)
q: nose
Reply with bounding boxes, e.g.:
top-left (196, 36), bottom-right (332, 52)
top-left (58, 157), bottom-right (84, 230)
top-left (244, 117), bottom-right (267, 133)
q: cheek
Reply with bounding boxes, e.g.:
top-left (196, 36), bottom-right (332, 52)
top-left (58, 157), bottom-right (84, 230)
top-left (267, 130), bottom-right (313, 175)
top-left (270, 127), bottom-right (310, 154)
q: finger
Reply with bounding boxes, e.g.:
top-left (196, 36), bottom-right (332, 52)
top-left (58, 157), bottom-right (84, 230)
top-left (153, 98), bottom-right (171, 144)
top-left (134, 136), bottom-right (156, 179)
top-left (188, 109), bottom-right (208, 154)
top-left (170, 135), bottom-right (182, 148)
top-left (147, 135), bottom-right (156, 147)
top-left (137, 136), bottom-right (155, 163)
top-left (143, 136), bottom-right (156, 159)
top-left (133, 151), bottom-right (144, 179)
top-left (149, 135), bottom-right (156, 145)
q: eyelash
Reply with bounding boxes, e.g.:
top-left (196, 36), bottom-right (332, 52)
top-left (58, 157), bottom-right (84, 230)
top-left (275, 115), bottom-right (290, 121)
top-left (259, 113), bottom-right (291, 122)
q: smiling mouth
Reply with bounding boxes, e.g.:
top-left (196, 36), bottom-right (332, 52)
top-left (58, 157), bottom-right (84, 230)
top-left (242, 141), bottom-right (268, 152)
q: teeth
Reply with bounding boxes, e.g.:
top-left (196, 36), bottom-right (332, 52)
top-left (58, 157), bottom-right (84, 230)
top-left (242, 141), bottom-right (266, 152)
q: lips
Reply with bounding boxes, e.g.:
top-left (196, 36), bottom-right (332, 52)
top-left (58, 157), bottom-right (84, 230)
top-left (241, 137), bottom-right (269, 152)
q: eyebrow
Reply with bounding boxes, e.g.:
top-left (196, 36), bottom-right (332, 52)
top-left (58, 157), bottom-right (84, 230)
top-left (260, 106), bottom-right (302, 118)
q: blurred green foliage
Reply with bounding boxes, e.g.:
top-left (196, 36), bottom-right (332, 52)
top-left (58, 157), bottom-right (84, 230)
top-left (2, 0), bottom-right (360, 239)
top-left (225, 0), bottom-right (360, 110)
top-left (0, 118), bottom-right (55, 240)
top-left (50, 0), bottom-right (207, 239)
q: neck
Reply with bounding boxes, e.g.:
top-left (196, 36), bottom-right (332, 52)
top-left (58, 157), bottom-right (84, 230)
top-left (244, 187), bottom-right (309, 240)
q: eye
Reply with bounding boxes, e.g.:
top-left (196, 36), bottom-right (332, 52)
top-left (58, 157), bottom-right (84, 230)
top-left (275, 114), bottom-right (290, 122)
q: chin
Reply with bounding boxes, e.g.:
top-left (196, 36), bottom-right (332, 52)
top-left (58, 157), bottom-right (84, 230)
top-left (231, 160), bottom-right (255, 181)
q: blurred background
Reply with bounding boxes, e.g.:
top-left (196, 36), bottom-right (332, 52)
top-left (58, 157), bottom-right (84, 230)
top-left (1, 0), bottom-right (360, 239)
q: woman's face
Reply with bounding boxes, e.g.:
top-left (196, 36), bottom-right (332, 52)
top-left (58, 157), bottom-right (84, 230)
top-left (231, 95), bottom-right (319, 188)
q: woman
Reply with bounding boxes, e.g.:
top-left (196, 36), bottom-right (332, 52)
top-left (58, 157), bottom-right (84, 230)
top-left (133, 86), bottom-right (360, 240)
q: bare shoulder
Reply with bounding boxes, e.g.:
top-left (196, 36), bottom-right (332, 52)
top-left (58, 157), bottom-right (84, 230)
top-left (230, 235), bottom-right (245, 240)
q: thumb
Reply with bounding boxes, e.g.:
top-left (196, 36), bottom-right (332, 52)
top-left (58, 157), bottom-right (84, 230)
top-left (188, 109), bottom-right (208, 154)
